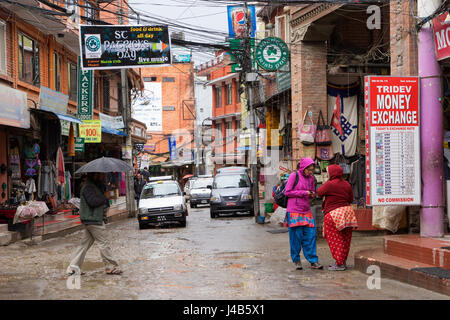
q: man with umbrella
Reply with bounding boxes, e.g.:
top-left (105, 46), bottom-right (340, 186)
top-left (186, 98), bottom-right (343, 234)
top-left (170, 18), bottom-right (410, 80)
top-left (67, 157), bottom-right (131, 276)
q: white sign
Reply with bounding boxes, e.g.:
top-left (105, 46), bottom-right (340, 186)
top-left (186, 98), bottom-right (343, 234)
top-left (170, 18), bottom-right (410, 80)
top-left (99, 112), bottom-right (124, 130)
top-left (365, 76), bottom-right (421, 206)
top-left (132, 82), bottom-right (162, 132)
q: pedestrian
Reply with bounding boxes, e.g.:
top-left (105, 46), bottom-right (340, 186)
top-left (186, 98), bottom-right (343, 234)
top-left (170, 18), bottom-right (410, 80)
top-left (66, 172), bottom-right (122, 276)
top-left (317, 164), bottom-right (358, 271)
top-left (141, 167), bottom-right (151, 182)
top-left (134, 172), bottom-right (146, 208)
top-left (284, 158), bottom-right (323, 270)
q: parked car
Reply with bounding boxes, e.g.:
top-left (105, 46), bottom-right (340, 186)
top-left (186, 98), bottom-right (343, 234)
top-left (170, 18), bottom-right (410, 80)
top-left (216, 167), bottom-right (250, 175)
top-left (184, 177), bottom-right (197, 201)
top-left (137, 179), bottom-right (187, 229)
top-left (189, 177), bottom-right (214, 208)
top-left (209, 169), bottom-right (253, 218)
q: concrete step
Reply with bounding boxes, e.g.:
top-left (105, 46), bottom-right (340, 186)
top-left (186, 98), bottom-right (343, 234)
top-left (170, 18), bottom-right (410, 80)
top-left (355, 247), bottom-right (450, 296)
top-left (0, 223), bottom-right (8, 233)
top-left (384, 235), bottom-right (450, 269)
top-left (0, 231), bottom-right (21, 246)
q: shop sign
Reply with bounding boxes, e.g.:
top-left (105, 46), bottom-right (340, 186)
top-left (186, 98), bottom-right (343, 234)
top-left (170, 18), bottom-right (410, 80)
top-left (122, 145), bottom-right (132, 160)
top-left (132, 82), bottom-right (162, 132)
top-left (365, 76), bottom-right (421, 206)
top-left (75, 137), bottom-right (85, 152)
top-left (432, 12), bottom-right (450, 61)
top-left (0, 84), bottom-right (29, 129)
top-left (227, 5), bottom-right (256, 39)
top-left (79, 120), bottom-right (102, 143)
top-left (99, 112), bottom-right (124, 130)
top-left (255, 37), bottom-right (289, 71)
top-left (168, 136), bottom-right (177, 160)
top-left (38, 86), bottom-right (69, 115)
top-left (276, 61), bottom-right (291, 92)
top-left (77, 57), bottom-right (94, 120)
top-left (61, 120), bottom-right (79, 137)
top-left (79, 25), bottom-right (171, 70)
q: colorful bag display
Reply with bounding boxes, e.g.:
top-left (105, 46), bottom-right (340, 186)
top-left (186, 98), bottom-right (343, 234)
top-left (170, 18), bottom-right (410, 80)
top-left (335, 153), bottom-right (351, 175)
top-left (298, 111), bottom-right (316, 146)
top-left (316, 144), bottom-right (334, 161)
top-left (315, 110), bottom-right (332, 146)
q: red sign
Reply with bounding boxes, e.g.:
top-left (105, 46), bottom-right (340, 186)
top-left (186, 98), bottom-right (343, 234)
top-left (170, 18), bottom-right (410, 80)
top-left (433, 12), bottom-right (450, 61)
top-left (368, 77), bottom-right (419, 127)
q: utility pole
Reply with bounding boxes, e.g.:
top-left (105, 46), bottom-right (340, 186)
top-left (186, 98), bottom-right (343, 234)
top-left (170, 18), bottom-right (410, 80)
top-left (242, 3), bottom-right (260, 222)
top-left (119, 0), bottom-right (136, 217)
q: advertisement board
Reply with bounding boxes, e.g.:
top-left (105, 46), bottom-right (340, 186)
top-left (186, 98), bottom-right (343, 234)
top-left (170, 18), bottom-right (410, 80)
top-left (77, 57), bottom-right (94, 120)
top-left (432, 12), bottom-right (450, 61)
top-left (79, 120), bottom-right (102, 143)
top-left (365, 76), bottom-right (421, 206)
top-left (0, 84), bottom-right (29, 129)
top-left (132, 82), bottom-right (162, 132)
top-left (227, 5), bottom-right (256, 38)
top-left (79, 25), bottom-right (171, 70)
top-left (99, 112), bottom-right (125, 130)
top-left (38, 86), bottom-right (69, 115)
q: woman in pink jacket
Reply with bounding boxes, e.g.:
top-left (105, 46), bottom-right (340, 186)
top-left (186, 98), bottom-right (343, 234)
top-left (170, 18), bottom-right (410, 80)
top-left (284, 157), bottom-right (323, 270)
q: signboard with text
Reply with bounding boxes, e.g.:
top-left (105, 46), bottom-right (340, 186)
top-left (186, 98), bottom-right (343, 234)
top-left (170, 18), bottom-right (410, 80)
top-left (38, 86), bottom-right (68, 115)
top-left (79, 25), bottom-right (171, 70)
top-left (79, 120), bottom-right (102, 143)
top-left (365, 76), bottom-right (421, 206)
top-left (99, 112), bottom-right (124, 130)
top-left (432, 12), bottom-right (450, 60)
top-left (77, 57), bottom-right (94, 120)
top-left (75, 137), bottom-right (85, 152)
top-left (0, 84), bottom-right (29, 129)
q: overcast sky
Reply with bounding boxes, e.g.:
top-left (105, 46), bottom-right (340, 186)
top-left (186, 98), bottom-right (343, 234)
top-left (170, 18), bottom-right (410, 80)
top-left (129, 0), bottom-right (231, 66)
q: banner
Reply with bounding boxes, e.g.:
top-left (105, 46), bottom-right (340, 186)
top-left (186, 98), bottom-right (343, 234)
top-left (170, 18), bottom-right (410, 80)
top-left (38, 86), bottom-right (68, 115)
top-left (365, 76), bottom-right (421, 206)
top-left (168, 136), bottom-right (177, 160)
top-left (77, 57), bottom-right (93, 120)
top-left (227, 5), bottom-right (256, 38)
top-left (0, 83), bottom-right (29, 129)
top-left (132, 82), bottom-right (162, 132)
top-left (432, 12), bottom-right (450, 61)
top-left (99, 112), bottom-right (125, 130)
top-left (79, 25), bottom-right (171, 70)
top-left (79, 120), bottom-right (102, 143)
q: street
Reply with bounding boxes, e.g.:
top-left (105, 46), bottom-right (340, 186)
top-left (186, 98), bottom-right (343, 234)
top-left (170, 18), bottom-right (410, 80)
top-left (0, 206), bottom-right (447, 300)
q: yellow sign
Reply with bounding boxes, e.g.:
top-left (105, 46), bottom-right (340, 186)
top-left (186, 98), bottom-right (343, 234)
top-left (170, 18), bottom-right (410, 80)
top-left (79, 120), bottom-right (102, 143)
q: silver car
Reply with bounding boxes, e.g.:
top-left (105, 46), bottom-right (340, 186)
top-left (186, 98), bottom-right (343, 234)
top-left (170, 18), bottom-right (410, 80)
top-left (189, 177), bottom-right (214, 208)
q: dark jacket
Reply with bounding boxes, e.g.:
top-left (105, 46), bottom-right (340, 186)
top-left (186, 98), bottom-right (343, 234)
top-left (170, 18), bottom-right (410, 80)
top-left (134, 177), bottom-right (146, 199)
top-left (80, 180), bottom-right (108, 225)
top-left (317, 165), bottom-right (354, 214)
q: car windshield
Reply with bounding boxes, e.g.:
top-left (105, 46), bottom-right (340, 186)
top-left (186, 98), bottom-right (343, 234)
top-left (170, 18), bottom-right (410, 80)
top-left (192, 178), bottom-right (213, 189)
top-left (140, 183), bottom-right (181, 199)
top-left (213, 174), bottom-right (250, 189)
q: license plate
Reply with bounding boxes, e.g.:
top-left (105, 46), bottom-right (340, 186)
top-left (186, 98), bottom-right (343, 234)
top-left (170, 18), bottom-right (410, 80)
top-left (201, 200), bottom-right (207, 203)
top-left (157, 216), bottom-right (166, 221)
top-left (226, 202), bottom-right (236, 206)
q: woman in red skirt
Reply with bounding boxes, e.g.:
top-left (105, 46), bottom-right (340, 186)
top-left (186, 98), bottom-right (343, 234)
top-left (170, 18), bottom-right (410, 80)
top-left (317, 164), bottom-right (358, 271)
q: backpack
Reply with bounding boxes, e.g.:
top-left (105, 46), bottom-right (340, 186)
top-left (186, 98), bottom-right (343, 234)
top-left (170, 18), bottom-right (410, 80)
top-left (274, 172), bottom-right (299, 208)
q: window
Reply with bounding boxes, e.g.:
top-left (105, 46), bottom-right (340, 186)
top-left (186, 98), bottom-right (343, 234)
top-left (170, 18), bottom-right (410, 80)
top-left (144, 77), bottom-right (157, 82)
top-left (54, 52), bottom-right (62, 92)
top-left (65, 0), bottom-right (80, 25)
top-left (215, 123), bottom-right (222, 140)
top-left (236, 84), bottom-right (240, 104)
top-left (225, 121), bottom-right (232, 141)
top-left (67, 61), bottom-right (77, 101)
top-left (102, 78), bottom-right (110, 113)
top-left (213, 174), bottom-right (251, 189)
top-left (163, 77), bottom-right (175, 82)
top-left (84, 1), bottom-right (97, 25)
top-left (0, 20), bottom-right (6, 74)
top-left (226, 83), bottom-right (232, 105)
top-left (18, 32), bottom-right (40, 86)
top-left (235, 120), bottom-right (241, 143)
top-left (275, 15), bottom-right (288, 43)
top-left (215, 86), bottom-right (222, 108)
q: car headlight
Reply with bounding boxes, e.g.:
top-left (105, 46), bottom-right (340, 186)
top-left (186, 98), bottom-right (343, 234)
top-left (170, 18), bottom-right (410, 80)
top-left (210, 195), bottom-right (221, 203)
top-left (139, 208), bottom-right (147, 215)
top-left (173, 204), bottom-right (183, 211)
top-left (241, 194), bottom-right (252, 201)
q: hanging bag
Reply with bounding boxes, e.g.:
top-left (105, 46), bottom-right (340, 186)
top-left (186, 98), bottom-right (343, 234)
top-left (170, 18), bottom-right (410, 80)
top-left (316, 144), bottom-right (334, 161)
top-left (298, 111), bottom-right (316, 146)
top-left (315, 110), bottom-right (332, 146)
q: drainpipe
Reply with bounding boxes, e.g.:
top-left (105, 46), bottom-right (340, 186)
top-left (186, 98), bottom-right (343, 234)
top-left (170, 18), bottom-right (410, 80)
top-left (418, 0), bottom-right (444, 237)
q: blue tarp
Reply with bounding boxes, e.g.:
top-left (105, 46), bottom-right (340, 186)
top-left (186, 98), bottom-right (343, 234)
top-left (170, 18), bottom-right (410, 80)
top-left (101, 126), bottom-right (127, 136)
top-left (55, 113), bottom-right (83, 124)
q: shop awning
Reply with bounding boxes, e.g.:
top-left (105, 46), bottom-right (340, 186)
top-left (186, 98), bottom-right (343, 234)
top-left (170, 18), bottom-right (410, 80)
top-left (55, 113), bottom-right (83, 124)
top-left (101, 127), bottom-right (128, 136)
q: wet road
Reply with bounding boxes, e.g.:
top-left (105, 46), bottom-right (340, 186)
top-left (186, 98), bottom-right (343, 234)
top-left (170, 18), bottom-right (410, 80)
top-left (0, 205), bottom-right (448, 300)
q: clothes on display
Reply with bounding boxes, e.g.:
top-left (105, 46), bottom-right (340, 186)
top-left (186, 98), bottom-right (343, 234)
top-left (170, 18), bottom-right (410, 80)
top-left (64, 171), bottom-right (72, 200)
top-left (349, 154), bottom-right (365, 205)
top-left (25, 178), bottom-right (36, 195)
top-left (56, 147), bottom-right (65, 185)
top-left (38, 161), bottom-right (57, 198)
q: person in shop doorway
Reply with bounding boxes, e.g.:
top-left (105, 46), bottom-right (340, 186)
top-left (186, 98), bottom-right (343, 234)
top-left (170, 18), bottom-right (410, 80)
top-left (284, 158), bottom-right (323, 270)
top-left (66, 172), bottom-right (122, 276)
top-left (134, 172), bottom-right (146, 208)
top-left (317, 164), bottom-right (358, 271)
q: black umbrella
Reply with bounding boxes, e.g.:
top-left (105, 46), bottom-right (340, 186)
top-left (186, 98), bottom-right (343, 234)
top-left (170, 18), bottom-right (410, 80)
top-left (75, 157), bottom-right (133, 174)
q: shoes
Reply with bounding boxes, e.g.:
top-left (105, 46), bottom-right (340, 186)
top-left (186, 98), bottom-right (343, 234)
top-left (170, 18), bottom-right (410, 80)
top-left (294, 261), bottom-right (303, 270)
top-left (310, 262), bottom-right (323, 269)
top-left (328, 263), bottom-right (346, 271)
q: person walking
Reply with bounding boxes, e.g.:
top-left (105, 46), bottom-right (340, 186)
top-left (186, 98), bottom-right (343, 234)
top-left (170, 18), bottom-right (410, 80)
top-left (284, 157), bottom-right (323, 270)
top-left (134, 172), bottom-right (146, 208)
top-left (66, 172), bottom-right (122, 275)
top-left (317, 164), bottom-right (358, 271)
top-left (141, 167), bottom-right (151, 182)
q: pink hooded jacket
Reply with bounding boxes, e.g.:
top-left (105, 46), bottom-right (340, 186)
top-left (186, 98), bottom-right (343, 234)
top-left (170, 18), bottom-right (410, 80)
top-left (284, 158), bottom-right (315, 214)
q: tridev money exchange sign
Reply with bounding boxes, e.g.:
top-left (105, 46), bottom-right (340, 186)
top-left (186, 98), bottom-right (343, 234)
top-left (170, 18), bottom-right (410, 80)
top-left (432, 12), bottom-right (450, 61)
top-left (365, 76), bottom-right (421, 206)
top-left (79, 25), bottom-right (171, 70)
